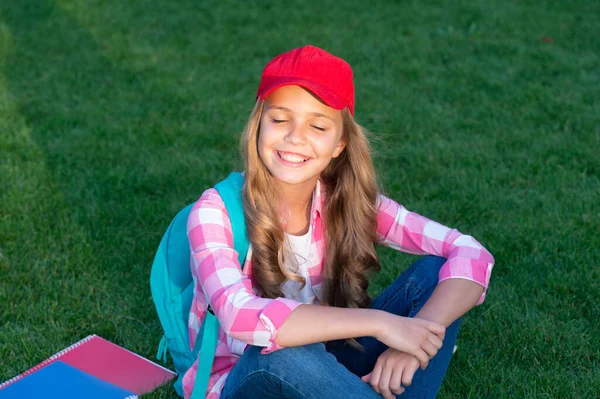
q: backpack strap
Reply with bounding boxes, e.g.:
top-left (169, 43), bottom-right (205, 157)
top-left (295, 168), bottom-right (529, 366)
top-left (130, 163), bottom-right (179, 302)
top-left (214, 172), bottom-right (249, 262)
top-left (192, 314), bottom-right (218, 399)
top-left (191, 172), bottom-right (247, 399)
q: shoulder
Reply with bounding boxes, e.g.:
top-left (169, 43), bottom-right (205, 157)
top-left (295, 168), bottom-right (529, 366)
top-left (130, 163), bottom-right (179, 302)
top-left (192, 187), bottom-right (226, 212)
top-left (190, 172), bottom-right (245, 214)
top-left (187, 188), bottom-right (232, 241)
top-left (376, 193), bottom-right (401, 217)
top-left (374, 193), bottom-right (406, 237)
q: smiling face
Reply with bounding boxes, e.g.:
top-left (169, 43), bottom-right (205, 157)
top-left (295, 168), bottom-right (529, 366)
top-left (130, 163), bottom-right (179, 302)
top-left (258, 85), bottom-right (346, 192)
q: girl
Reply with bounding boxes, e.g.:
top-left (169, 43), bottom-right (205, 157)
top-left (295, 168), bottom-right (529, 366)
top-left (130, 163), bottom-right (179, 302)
top-left (184, 45), bottom-right (494, 399)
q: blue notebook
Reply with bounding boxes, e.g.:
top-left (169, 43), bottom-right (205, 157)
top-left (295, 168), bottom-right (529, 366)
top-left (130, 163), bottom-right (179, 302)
top-left (0, 361), bottom-right (137, 399)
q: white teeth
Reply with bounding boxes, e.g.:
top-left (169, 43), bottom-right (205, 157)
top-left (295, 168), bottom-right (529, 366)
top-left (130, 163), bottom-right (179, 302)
top-left (279, 151), bottom-right (308, 163)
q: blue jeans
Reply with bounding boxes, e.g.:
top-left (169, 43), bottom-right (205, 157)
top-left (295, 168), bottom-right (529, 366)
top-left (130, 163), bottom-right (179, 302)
top-left (220, 256), bottom-right (461, 399)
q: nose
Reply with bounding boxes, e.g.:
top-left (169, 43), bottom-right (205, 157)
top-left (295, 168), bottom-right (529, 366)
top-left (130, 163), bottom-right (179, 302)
top-left (284, 122), bottom-right (307, 145)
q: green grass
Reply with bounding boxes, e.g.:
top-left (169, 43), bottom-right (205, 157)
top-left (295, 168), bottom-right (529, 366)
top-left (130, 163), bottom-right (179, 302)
top-left (0, 0), bottom-right (598, 397)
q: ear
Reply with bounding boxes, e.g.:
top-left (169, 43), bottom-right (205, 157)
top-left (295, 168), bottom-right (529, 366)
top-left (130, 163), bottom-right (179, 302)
top-left (332, 138), bottom-right (346, 158)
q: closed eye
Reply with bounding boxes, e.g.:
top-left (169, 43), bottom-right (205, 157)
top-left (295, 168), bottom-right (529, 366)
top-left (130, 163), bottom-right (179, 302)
top-left (312, 125), bottom-right (326, 131)
top-left (272, 119), bottom-right (287, 124)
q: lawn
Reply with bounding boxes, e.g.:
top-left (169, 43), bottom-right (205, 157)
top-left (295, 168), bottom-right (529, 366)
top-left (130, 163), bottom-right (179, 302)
top-left (0, 0), bottom-right (598, 398)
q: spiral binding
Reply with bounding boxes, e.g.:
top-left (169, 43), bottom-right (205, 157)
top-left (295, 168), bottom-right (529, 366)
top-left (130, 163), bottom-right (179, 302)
top-left (0, 335), bottom-right (97, 390)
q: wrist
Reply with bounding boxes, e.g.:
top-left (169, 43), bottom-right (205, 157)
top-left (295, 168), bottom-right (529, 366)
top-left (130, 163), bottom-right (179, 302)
top-left (369, 309), bottom-right (389, 339)
top-left (412, 311), bottom-right (440, 324)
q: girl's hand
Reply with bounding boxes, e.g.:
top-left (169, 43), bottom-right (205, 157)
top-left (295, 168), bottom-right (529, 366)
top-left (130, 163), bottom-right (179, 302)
top-left (361, 349), bottom-right (421, 398)
top-left (374, 312), bottom-right (445, 369)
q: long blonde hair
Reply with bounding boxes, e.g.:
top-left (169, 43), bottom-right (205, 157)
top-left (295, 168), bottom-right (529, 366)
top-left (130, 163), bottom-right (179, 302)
top-left (240, 100), bottom-right (381, 311)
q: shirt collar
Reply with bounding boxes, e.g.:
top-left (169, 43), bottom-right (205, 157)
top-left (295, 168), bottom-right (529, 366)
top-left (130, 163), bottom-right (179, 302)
top-left (311, 179), bottom-right (324, 221)
top-left (277, 179), bottom-right (324, 227)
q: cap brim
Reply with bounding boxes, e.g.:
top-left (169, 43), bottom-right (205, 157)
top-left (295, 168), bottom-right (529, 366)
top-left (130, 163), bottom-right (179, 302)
top-left (258, 76), bottom-right (348, 111)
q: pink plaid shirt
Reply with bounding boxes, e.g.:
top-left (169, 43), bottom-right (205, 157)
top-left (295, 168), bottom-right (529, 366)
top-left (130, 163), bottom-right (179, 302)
top-left (183, 180), bottom-right (495, 399)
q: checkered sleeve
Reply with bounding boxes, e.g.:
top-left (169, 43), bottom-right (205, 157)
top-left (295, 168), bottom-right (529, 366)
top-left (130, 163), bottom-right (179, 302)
top-left (376, 194), bottom-right (495, 304)
top-left (187, 188), bottom-right (302, 353)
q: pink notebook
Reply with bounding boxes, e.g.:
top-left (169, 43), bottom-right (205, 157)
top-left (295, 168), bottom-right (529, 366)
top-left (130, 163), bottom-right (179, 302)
top-left (0, 335), bottom-right (176, 395)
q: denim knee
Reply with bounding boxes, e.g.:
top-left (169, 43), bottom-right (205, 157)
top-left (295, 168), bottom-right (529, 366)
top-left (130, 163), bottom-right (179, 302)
top-left (247, 343), bottom-right (335, 378)
top-left (225, 343), bottom-right (383, 399)
top-left (407, 255), bottom-right (446, 291)
top-left (241, 343), bottom-right (347, 394)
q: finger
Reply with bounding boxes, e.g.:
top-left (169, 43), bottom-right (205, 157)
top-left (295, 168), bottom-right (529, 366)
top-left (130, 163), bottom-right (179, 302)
top-left (361, 372), bottom-right (371, 383)
top-left (384, 389), bottom-right (395, 399)
top-left (390, 367), bottom-right (404, 395)
top-left (429, 322), bottom-right (445, 340)
top-left (422, 341), bottom-right (439, 358)
top-left (414, 349), bottom-right (429, 369)
top-left (370, 363), bottom-right (383, 394)
top-left (402, 363), bottom-right (418, 387)
top-left (378, 366), bottom-right (393, 399)
top-left (428, 333), bottom-right (443, 350)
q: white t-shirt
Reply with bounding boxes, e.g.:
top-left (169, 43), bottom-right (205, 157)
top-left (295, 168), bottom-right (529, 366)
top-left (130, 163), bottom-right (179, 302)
top-left (281, 224), bottom-right (317, 304)
top-left (230, 225), bottom-right (317, 357)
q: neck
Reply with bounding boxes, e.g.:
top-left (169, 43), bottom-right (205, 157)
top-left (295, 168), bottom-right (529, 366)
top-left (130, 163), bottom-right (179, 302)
top-left (280, 181), bottom-right (314, 214)
top-left (277, 177), bottom-right (317, 233)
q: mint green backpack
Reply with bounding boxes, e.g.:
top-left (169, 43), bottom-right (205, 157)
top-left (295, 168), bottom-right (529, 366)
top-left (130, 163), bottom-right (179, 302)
top-left (150, 172), bottom-right (248, 398)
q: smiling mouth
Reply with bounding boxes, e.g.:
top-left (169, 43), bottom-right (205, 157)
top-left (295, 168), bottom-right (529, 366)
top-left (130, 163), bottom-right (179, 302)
top-left (277, 151), bottom-right (311, 163)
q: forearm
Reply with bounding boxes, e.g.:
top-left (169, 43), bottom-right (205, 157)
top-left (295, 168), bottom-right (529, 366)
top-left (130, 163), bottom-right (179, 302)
top-left (414, 279), bottom-right (484, 327)
top-left (275, 304), bottom-right (384, 347)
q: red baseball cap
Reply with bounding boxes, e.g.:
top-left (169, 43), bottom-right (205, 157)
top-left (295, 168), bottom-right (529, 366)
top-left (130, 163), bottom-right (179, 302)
top-left (256, 45), bottom-right (355, 115)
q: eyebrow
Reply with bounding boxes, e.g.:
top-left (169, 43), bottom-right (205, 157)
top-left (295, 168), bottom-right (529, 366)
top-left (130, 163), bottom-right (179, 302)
top-left (267, 106), bottom-right (336, 122)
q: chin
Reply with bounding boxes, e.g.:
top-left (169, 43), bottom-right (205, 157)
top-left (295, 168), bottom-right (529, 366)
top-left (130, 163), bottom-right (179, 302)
top-left (271, 170), bottom-right (317, 186)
